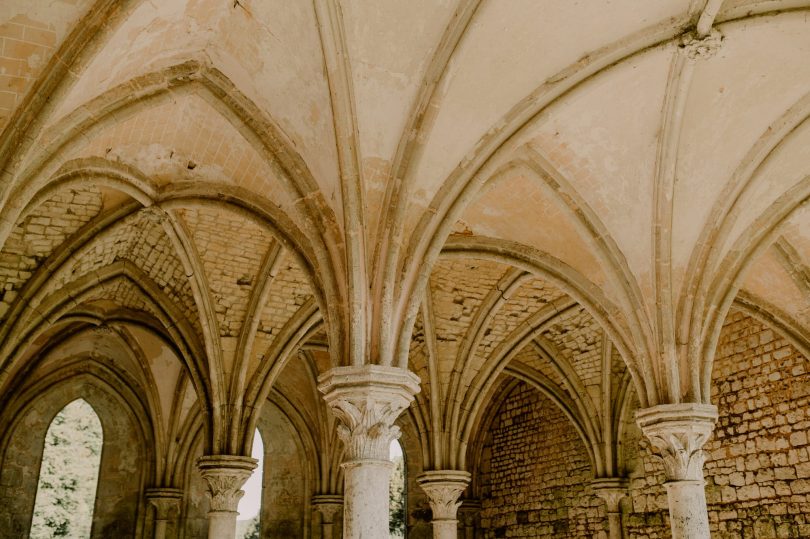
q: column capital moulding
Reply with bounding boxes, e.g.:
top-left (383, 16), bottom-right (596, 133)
top-left (145, 487), bottom-right (184, 519)
top-left (317, 365), bottom-right (421, 462)
top-left (417, 470), bottom-right (472, 521)
top-left (636, 403), bottom-right (718, 482)
top-left (590, 477), bottom-right (629, 513)
top-left (196, 455), bottom-right (258, 512)
top-left (312, 494), bottom-right (344, 521)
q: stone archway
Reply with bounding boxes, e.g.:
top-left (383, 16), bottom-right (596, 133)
top-left (0, 373), bottom-right (149, 538)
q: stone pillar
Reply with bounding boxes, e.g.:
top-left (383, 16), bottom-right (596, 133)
top-left (458, 499), bottom-right (480, 539)
top-left (318, 365), bottom-right (420, 539)
top-left (197, 455), bottom-right (258, 539)
top-left (146, 488), bottom-right (183, 539)
top-left (590, 478), bottom-right (627, 539)
top-left (417, 471), bottom-right (471, 539)
top-left (312, 494), bottom-right (343, 539)
top-left (636, 403), bottom-right (718, 539)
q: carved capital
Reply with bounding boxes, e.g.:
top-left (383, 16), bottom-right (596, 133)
top-left (417, 470), bottom-right (471, 521)
top-left (636, 403), bottom-right (718, 482)
top-left (146, 487), bottom-right (183, 520)
top-left (590, 478), bottom-right (628, 513)
top-left (679, 29), bottom-right (723, 60)
top-left (318, 366), bottom-right (420, 461)
top-left (197, 455), bottom-right (257, 512)
top-left (312, 494), bottom-right (343, 523)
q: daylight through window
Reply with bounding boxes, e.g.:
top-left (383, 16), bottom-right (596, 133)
top-left (390, 439), bottom-right (406, 538)
top-left (30, 399), bottom-right (103, 539)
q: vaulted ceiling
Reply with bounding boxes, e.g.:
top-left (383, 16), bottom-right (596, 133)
top-left (2, 0), bottom-right (810, 456)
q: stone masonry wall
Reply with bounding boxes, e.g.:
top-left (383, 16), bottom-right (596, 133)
top-left (479, 382), bottom-right (606, 538)
top-left (622, 405), bottom-right (669, 538)
top-left (625, 310), bottom-right (810, 538)
top-left (476, 311), bottom-right (810, 539)
top-left (705, 311), bottom-right (810, 538)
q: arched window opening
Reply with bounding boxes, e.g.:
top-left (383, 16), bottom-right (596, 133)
top-left (390, 439), bottom-right (406, 538)
top-left (30, 399), bottom-right (103, 539)
top-left (236, 429), bottom-right (264, 539)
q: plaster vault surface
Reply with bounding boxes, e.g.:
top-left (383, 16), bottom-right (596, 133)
top-left (1, 1), bottom-right (810, 538)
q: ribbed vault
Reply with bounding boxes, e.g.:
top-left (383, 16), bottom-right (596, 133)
top-left (2, 4), bottom-right (810, 534)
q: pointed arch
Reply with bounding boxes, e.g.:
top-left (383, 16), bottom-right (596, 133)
top-left (0, 360), bottom-right (154, 538)
top-left (30, 399), bottom-right (103, 539)
top-left (437, 237), bottom-right (649, 405)
top-left (0, 61), bottom-right (346, 367)
top-left (0, 262), bottom-right (212, 449)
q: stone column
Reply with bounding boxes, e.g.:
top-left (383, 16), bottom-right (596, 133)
top-left (458, 499), bottom-right (480, 539)
top-left (312, 494), bottom-right (343, 539)
top-left (417, 471), bottom-right (471, 539)
top-left (197, 455), bottom-right (258, 539)
top-left (590, 478), bottom-right (627, 539)
top-left (318, 365), bottom-right (420, 539)
top-left (146, 487), bottom-right (183, 539)
top-left (636, 403), bottom-right (718, 539)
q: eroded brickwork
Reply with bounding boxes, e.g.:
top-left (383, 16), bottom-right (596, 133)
top-left (623, 413), bottom-right (669, 537)
top-left (258, 255), bottom-right (313, 338)
top-left (541, 305), bottom-right (603, 391)
top-left (249, 255), bottom-right (314, 374)
top-left (179, 207), bottom-right (271, 337)
top-left (0, 186), bottom-right (102, 321)
top-left (34, 210), bottom-right (200, 335)
top-left (430, 258), bottom-right (508, 398)
top-left (479, 382), bottom-right (606, 538)
top-left (470, 276), bottom-right (566, 380)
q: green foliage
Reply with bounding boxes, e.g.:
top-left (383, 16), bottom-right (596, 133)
top-left (238, 516), bottom-right (260, 539)
top-left (30, 400), bottom-right (103, 539)
top-left (390, 454), bottom-right (406, 538)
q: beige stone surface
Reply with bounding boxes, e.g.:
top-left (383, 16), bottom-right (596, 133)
top-left (1, 1), bottom-right (810, 538)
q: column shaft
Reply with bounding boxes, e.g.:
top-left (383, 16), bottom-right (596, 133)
top-left (665, 480), bottom-right (710, 538)
top-left (431, 519), bottom-right (459, 539)
top-left (312, 494), bottom-right (343, 539)
top-left (146, 487), bottom-right (183, 539)
top-left (153, 520), bottom-right (168, 539)
top-left (342, 460), bottom-right (393, 538)
top-left (458, 499), bottom-right (480, 539)
top-left (207, 511), bottom-right (239, 539)
top-left (605, 512), bottom-right (622, 539)
top-left (321, 520), bottom-right (335, 539)
top-left (318, 365), bottom-right (421, 539)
